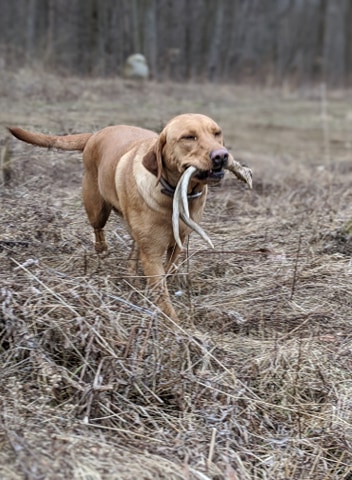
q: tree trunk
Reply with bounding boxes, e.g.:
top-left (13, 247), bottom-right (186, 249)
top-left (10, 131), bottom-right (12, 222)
top-left (26, 0), bottom-right (37, 60)
top-left (143, 0), bottom-right (157, 78)
top-left (323, 0), bottom-right (347, 86)
top-left (207, 0), bottom-right (225, 81)
top-left (131, 0), bottom-right (141, 52)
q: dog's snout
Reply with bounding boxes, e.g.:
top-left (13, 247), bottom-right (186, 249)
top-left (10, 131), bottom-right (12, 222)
top-left (210, 148), bottom-right (229, 169)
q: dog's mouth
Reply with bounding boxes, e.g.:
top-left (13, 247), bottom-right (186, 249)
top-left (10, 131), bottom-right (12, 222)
top-left (194, 167), bottom-right (225, 184)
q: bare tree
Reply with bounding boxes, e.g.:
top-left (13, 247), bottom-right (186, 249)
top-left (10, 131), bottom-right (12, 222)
top-left (143, 0), bottom-right (157, 78)
top-left (206, 0), bottom-right (225, 81)
top-left (0, 0), bottom-right (352, 85)
top-left (323, 0), bottom-right (348, 85)
top-left (25, 0), bottom-right (38, 60)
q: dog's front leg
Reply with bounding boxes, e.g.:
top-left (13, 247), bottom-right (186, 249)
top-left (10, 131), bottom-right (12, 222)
top-left (164, 243), bottom-right (183, 274)
top-left (127, 241), bottom-right (139, 275)
top-left (139, 250), bottom-right (178, 321)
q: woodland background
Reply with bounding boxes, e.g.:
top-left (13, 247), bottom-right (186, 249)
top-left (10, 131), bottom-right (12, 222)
top-left (0, 0), bottom-right (352, 85)
top-left (1, 1), bottom-right (352, 479)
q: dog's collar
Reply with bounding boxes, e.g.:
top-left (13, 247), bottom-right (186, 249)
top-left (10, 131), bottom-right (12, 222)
top-left (159, 176), bottom-right (203, 200)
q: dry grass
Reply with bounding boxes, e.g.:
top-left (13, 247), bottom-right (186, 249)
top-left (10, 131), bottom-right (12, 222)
top-left (1, 68), bottom-right (352, 479)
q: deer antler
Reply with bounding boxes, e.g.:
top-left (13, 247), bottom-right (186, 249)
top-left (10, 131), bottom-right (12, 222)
top-left (172, 166), bottom-right (214, 250)
top-left (172, 159), bottom-right (252, 249)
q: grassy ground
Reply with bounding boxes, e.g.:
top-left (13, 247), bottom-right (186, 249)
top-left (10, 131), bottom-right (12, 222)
top-left (1, 69), bottom-right (352, 479)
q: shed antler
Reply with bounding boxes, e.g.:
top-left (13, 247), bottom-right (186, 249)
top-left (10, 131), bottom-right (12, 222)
top-left (172, 166), bottom-right (214, 250)
top-left (172, 160), bottom-right (252, 250)
top-left (226, 155), bottom-right (253, 189)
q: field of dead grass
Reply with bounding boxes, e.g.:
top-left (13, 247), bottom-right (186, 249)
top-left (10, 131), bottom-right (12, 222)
top-left (1, 69), bottom-right (352, 479)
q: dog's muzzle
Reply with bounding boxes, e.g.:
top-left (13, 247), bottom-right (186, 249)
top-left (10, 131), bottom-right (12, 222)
top-left (194, 148), bottom-right (229, 182)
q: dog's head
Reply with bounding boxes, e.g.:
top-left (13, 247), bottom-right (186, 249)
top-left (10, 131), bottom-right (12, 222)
top-left (143, 113), bottom-right (230, 186)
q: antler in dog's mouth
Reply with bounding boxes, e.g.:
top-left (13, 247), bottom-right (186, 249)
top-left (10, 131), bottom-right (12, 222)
top-left (194, 167), bottom-right (225, 182)
top-left (172, 166), bottom-right (214, 250)
top-left (172, 160), bottom-right (252, 250)
top-left (226, 158), bottom-right (253, 189)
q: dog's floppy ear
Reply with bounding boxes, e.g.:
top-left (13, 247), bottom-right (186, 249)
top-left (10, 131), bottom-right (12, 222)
top-left (142, 132), bottom-right (166, 183)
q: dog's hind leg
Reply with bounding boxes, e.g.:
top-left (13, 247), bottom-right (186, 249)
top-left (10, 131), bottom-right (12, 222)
top-left (93, 227), bottom-right (109, 253)
top-left (82, 172), bottom-right (112, 253)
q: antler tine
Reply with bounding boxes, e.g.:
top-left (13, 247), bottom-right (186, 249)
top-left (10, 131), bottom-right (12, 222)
top-left (225, 156), bottom-right (253, 189)
top-left (172, 190), bottom-right (183, 250)
top-left (172, 166), bottom-right (214, 250)
top-left (180, 211), bottom-right (214, 249)
top-left (172, 166), bottom-right (197, 249)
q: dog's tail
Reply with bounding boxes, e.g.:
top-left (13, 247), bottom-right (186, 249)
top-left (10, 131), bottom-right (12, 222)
top-left (8, 127), bottom-right (92, 151)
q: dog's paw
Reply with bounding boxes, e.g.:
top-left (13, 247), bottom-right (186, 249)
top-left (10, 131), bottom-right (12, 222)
top-left (94, 241), bottom-right (108, 254)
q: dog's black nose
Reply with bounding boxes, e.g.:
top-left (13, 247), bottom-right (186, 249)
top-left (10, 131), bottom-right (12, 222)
top-left (210, 148), bottom-right (229, 169)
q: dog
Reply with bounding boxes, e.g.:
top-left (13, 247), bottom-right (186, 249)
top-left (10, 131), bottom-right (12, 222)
top-left (9, 114), bottom-right (251, 321)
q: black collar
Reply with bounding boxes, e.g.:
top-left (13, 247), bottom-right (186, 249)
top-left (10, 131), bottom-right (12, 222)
top-left (159, 176), bottom-right (203, 200)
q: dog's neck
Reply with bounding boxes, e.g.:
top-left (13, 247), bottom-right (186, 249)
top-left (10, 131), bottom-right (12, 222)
top-left (142, 152), bottom-right (203, 200)
top-left (159, 176), bottom-right (203, 200)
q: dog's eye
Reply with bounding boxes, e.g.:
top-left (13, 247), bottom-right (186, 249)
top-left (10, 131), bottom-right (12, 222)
top-left (214, 131), bottom-right (222, 137)
top-left (182, 135), bottom-right (197, 141)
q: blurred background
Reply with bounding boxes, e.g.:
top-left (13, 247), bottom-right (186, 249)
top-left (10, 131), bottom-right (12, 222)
top-left (0, 0), bottom-right (351, 86)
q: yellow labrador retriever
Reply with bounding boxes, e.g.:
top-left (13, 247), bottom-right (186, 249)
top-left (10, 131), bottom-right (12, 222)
top-left (9, 114), bottom-right (252, 321)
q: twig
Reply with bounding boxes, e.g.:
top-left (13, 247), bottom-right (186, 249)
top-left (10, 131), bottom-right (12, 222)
top-left (290, 233), bottom-right (302, 300)
top-left (0, 240), bottom-right (30, 248)
top-left (320, 82), bottom-right (331, 167)
top-left (292, 339), bottom-right (303, 439)
top-left (207, 427), bottom-right (217, 469)
top-left (1, 138), bottom-right (11, 185)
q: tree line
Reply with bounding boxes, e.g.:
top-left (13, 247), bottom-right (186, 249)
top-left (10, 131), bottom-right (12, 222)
top-left (1, 0), bottom-right (351, 85)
